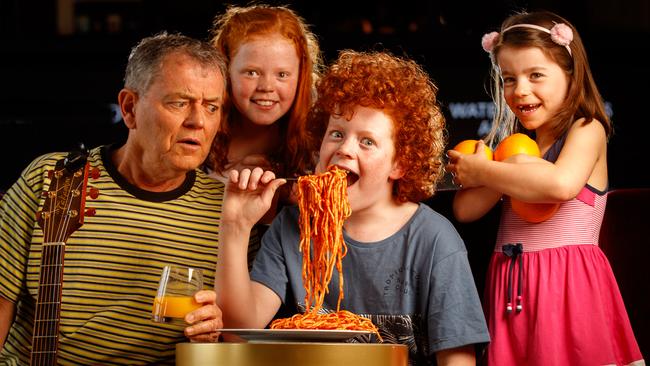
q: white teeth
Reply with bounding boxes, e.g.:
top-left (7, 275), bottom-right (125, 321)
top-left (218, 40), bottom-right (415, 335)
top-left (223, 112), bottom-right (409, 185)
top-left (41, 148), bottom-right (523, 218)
top-left (254, 100), bottom-right (274, 106)
top-left (519, 104), bottom-right (538, 112)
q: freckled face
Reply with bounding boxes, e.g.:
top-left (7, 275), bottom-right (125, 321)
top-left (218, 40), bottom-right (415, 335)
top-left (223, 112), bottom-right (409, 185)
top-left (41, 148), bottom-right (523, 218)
top-left (228, 34), bottom-right (300, 126)
top-left (497, 45), bottom-right (569, 132)
top-left (316, 106), bottom-right (403, 213)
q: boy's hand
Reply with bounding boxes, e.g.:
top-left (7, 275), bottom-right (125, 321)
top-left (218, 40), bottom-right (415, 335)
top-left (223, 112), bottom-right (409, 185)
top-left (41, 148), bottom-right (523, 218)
top-left (222, 167), bottom-right (286, 229)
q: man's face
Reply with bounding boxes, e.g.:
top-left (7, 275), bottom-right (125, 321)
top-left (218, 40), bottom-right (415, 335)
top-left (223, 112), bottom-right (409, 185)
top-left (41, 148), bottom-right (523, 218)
top-left (130, 52), bottom-right (224, 175)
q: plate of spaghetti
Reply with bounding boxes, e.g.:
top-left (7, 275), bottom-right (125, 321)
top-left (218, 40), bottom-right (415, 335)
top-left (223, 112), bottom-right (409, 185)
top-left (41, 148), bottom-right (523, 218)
top-left (269, 166), bottom-right (381, 340)
top-left (216, 328), bottom-right (372, 342)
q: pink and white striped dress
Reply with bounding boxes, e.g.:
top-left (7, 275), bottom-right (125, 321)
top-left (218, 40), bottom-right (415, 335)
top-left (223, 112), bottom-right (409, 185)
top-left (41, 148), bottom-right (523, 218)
top-left (484, 137), bottom-right (644, 366)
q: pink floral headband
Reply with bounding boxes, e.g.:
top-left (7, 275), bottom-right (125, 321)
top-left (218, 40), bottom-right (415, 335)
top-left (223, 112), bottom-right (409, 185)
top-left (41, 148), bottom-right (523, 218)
top-left (481, 23), bottom-right (573, 56)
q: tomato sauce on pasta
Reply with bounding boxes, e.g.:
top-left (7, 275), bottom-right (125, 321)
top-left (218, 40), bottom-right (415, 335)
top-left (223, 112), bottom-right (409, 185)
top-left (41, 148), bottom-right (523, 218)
top-left (270, 166), bottom-right (379, 337)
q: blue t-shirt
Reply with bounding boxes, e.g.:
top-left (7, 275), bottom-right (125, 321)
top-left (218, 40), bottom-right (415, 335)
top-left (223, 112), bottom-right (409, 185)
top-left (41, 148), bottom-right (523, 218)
top-left (251, 203), bottom-right (490, 365)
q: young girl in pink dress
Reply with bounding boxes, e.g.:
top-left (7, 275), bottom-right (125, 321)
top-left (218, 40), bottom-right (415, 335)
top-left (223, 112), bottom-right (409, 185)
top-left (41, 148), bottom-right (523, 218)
top-left (446, 10), bottom-right (644, 366)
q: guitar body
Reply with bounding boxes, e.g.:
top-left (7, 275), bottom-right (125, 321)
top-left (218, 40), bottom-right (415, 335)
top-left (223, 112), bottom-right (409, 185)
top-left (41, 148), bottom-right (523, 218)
top-left (31, 152), bottom-right (94, 366)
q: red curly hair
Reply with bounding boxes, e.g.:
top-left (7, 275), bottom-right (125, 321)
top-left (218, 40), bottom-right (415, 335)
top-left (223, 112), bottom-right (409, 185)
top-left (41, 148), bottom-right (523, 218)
top-left (308, 50), bottom-right (446, 202)
top-left (207, 4), bottom-right (322, 176)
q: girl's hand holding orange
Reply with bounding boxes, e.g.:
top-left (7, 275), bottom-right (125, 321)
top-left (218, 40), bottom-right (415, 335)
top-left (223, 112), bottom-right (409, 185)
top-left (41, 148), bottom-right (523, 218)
top-left (447, 139), bottom-right (493, 189)
top-left (453, 139), bottom-right (494, 160)
top-left (494, 133), bottom-right (560, 223)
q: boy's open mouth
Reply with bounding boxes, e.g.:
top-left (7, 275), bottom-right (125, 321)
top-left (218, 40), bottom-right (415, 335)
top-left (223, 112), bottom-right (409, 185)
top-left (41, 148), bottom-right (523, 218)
top-left (329, 165), bottom-right (359, 187)
top-left (345, 171), bottom-right (359, 187)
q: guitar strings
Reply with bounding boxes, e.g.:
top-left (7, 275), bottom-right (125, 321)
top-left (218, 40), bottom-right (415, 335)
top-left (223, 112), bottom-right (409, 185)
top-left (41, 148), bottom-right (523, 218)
top-left (36, 168), bottom-right (60, 360)
top-left (33, 164), bottom-right (87, 364)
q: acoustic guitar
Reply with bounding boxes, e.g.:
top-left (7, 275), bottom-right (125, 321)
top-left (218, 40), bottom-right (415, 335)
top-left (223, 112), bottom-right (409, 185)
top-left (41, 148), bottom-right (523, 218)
top-left (31, 150), bottom-right (98, 366)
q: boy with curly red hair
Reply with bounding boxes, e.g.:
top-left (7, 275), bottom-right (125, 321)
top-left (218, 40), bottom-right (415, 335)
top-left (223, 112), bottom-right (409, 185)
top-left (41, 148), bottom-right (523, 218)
top-left (217, 50), bottom-right (490, 365)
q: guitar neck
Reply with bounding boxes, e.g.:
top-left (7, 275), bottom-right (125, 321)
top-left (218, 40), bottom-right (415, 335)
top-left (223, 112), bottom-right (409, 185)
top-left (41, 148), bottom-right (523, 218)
top-left (31, 152), bottom-right (96, 366)
top-left (31, 241), bottom-right (66, 366)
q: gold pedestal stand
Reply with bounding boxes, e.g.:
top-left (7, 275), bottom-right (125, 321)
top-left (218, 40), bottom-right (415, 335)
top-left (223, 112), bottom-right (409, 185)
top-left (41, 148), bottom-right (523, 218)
top-left (176, 342), bottom-right (408, 366)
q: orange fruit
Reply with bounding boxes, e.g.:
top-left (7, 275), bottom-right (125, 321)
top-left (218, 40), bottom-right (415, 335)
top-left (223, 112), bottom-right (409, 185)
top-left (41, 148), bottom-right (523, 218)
top-left (511, 199), bottom-right (560, 223)
top-left (452, 139), bottom-right (493, 160)
top-left (494, 133), bottom-right (540, 161)
top-left (495, 133), bottom-right (558, 222)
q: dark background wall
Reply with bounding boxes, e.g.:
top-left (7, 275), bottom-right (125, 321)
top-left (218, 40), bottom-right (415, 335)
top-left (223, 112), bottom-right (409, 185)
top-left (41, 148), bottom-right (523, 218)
top-left (1, 0), bottom-right (648, 190)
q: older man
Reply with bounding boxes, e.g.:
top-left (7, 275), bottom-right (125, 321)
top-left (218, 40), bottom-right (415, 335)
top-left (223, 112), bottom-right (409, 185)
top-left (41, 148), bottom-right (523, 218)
top-left (0, 32), bottom-right (227, 364)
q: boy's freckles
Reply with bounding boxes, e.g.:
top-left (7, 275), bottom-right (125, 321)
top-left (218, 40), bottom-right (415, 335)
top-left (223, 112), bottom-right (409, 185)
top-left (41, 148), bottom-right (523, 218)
top-left (317, 106), bottom-right (399, 213)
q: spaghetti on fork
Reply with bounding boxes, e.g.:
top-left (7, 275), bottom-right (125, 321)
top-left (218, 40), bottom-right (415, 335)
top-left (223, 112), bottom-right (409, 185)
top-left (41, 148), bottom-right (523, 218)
top-left (270, 166), bottom-right (379, 337)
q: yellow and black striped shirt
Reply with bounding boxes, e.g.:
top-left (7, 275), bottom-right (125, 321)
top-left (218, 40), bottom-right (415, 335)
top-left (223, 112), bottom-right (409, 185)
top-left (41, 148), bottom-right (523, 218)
top-left (0, 145), bottom-right (239, 365)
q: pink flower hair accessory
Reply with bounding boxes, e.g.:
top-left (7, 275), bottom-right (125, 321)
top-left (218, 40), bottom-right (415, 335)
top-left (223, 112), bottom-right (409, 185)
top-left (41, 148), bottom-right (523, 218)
top-left (549, 23), bottom-right (573, 47)
top-left (481, 31), bottom-right (500, 53)
top-left (486, 23), bottom-right (573, 56)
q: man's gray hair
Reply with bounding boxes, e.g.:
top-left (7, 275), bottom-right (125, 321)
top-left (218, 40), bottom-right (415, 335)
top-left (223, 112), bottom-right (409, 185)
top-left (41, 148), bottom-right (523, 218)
top-left (124, 32), bottom-right (227, 94)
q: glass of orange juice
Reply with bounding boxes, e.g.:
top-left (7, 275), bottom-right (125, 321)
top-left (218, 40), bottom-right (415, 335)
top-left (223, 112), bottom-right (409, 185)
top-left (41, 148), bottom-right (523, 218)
top-left (152, 265), bottom-right (203, 324)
